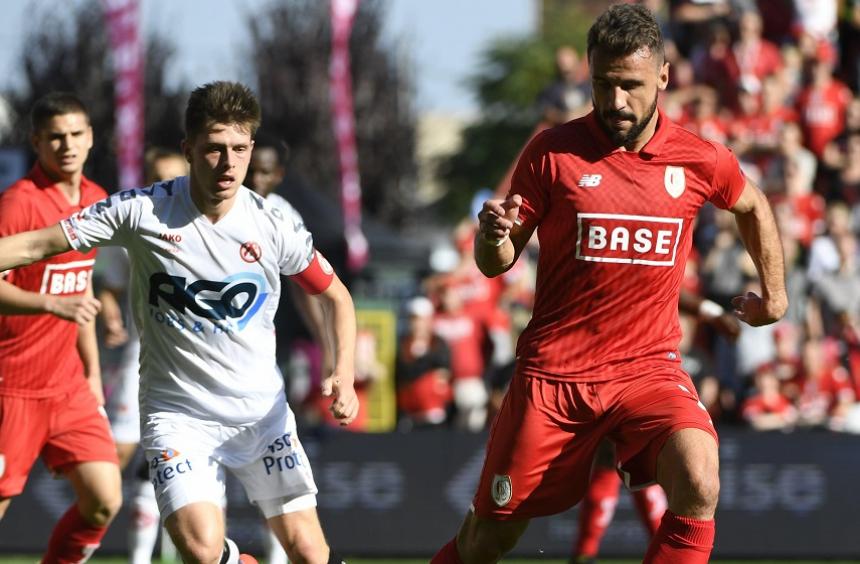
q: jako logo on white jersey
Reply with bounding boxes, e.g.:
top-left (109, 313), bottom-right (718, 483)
top-left (148, 272), bottom-right (269, 330)
top-left (578, 174), bottom-right (603, 188)
top-left (39, 259), bottom-right (94, 295)
top-left (576, 213), bottom-right (683, 266)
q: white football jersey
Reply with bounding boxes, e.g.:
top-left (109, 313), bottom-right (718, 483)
top-left (62, 176), bottom-right (316, 425)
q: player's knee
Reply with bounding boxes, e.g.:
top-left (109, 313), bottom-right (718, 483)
top-left (688, 467), bottom-right (720, 509)
top-left (80, 489), bottom-right (123, 526)
top-left (673, 461), bottom-right (720, 515)
top-left (175, 535), bottom-right (225, 564)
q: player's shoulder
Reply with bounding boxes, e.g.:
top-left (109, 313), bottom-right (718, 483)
top-left (533, 115), bottom-right (593, 149)
top-left (662, 120), bottom-right (727, 166)
top-left (243, 187), bottom-right (304, 228)
top-left (1, 175), bottom-right (40, 200)
top-left (80, 176), bottom-right (109, 205)
top-left (86, 176), bottom-right (187, 219)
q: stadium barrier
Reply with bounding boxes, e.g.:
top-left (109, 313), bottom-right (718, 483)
top-left (1, 428), bottom-right (857, 558)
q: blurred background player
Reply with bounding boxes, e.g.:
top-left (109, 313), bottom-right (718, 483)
top-left (98, 147), bottom-right (188, 563)
top-left (0, 92), bottom-right (122, 561)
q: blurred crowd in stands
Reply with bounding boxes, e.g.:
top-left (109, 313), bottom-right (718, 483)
top-left (387, 0), bottom-right (860, 435)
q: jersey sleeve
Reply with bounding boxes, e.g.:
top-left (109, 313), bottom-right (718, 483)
top-left (60, 192), bottom-right (136, 251)
top-left (273, 205), bottom-right (334, 294)
top-left (509, 132), bottom-right (552, 234)
top-left (708, 142), bottom-right (746, 210)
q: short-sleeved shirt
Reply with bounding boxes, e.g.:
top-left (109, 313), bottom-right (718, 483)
top-left (61, 176), bottom-right (318, 424)
top-left (0, 164), bottom-right (107, 397)
top-left (510, 110), bottom-right (745, 381)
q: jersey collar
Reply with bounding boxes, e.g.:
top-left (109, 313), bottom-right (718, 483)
top-left (585, 109), bottom-right (669, 158)
top-left (27, 163), bottom-right (96, 212)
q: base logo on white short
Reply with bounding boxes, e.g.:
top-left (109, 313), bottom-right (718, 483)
top-left (491, 474), bottom-right (512, 507)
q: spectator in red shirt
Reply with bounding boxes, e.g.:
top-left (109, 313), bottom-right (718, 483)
top-left (431, 280), bottom-right (489, 432)
top-left (795, 41), bottom-right (852, 158)
top-left (790, 338), bottom-right (856, 429)
top-left (741, 364), bottom-right (798, 430)
top-left (395, 296), bottom-right (453, 430)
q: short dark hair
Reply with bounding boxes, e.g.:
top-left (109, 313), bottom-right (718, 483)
top-left (252, 129), bottom-right (290, 164)
top-left (184, 81), bottom-right (261, 139)
top-left (587, 4), bottom-right (664, 64)
top-left (30, 92), bottom-right (90, 133)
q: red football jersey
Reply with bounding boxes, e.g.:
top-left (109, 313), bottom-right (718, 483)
top-left (0, 164), bottom-right (107, 397)
top-left (510, 111), bottom-right (745, 381)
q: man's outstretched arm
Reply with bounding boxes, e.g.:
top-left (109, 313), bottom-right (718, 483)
top-left (313, 273), bottom-right (359, 425)
top-left (0, 224), bottom-right (71, 272)
top-left (730, 178), bottom-right (788, 326)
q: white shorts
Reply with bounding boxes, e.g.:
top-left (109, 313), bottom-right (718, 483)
top-left (141, 402), bottom-right (317, 520)
top-left (105, 339), bottom-right (141, 444)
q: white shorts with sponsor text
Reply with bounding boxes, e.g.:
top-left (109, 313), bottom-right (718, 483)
top-left (141, 402), bottom-right (317, 520)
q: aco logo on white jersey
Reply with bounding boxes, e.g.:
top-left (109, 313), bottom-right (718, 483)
top-left (578, 174), bottom-right (603, 188)
top-left (39, 259), bottom-right (94, 295)
top-left (148, 271), bottom-right (269, 331)
top-left (576, 213), bottom-right (683, 266)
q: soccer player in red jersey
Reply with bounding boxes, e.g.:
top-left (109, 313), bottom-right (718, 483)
top-left (0, 93), bottom-right (122, 561)
top-left (431, 5), bottom-right (787, 563)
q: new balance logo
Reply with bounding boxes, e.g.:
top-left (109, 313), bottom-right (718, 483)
top-left (578, 174), bottom-right (602, 188)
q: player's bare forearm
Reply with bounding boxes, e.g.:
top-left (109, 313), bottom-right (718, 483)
top-left (0, 278), bottom-right (101, 323)
top-left (730, 179), bottom-right (788, 324)
top-left (78, 284), bottom-right (104, 404)
top-left (474, 234), bottom-right (517, 277)
top-left (0, 224), bottom-right (71, 272)
top-left (0, 279), bottom-right (55, 315)
top-left (315, 274), bottom-right (360, 424)
top-left (317, 275), bottom-right (357, 385)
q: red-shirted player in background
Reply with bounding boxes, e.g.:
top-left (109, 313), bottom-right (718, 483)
top-left (0, 93), bottom-right (122, 561)
top-left (432, 5), bottom-right (787, 564)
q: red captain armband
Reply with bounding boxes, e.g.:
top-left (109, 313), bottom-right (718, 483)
top-left (290, 249), bottom-right (335, 294)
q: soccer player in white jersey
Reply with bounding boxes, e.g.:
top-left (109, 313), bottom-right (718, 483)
top-left (0, 81), bottom-right (359, 564)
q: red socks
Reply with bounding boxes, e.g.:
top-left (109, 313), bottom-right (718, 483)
top-left (574, 465), bottom-right (621, 557)
top-left (431, 538), bottom-right (464, 564)
top-left (643, 510), bottom-right (715, 564)
top-left (42, 505), bottom-right (108, 563)
top-left (632, 484), bottom-right (668, 536)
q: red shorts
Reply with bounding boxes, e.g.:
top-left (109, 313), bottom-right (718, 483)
top-left (0, 379), bottom-right (118, 497)
top-left (472, 366), bottom-right (717, 520)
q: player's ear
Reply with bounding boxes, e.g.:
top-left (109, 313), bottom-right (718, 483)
top-left (658, 61), bottom-right (670, 92)
top-left (180, 139), bottom-right (192, 163)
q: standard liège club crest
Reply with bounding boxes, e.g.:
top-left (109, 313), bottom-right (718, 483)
top-left (664, 166), bottom-right (686, 199)
top-left (491, 474), bottom-right (512, 507)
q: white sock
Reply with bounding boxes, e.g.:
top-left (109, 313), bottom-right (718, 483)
top-left (129, 480), bottom-right (160, 564)
top-left (265, 528), bottom-right (288, 564)
top-left (223, 538), bottom-right (241, 564)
